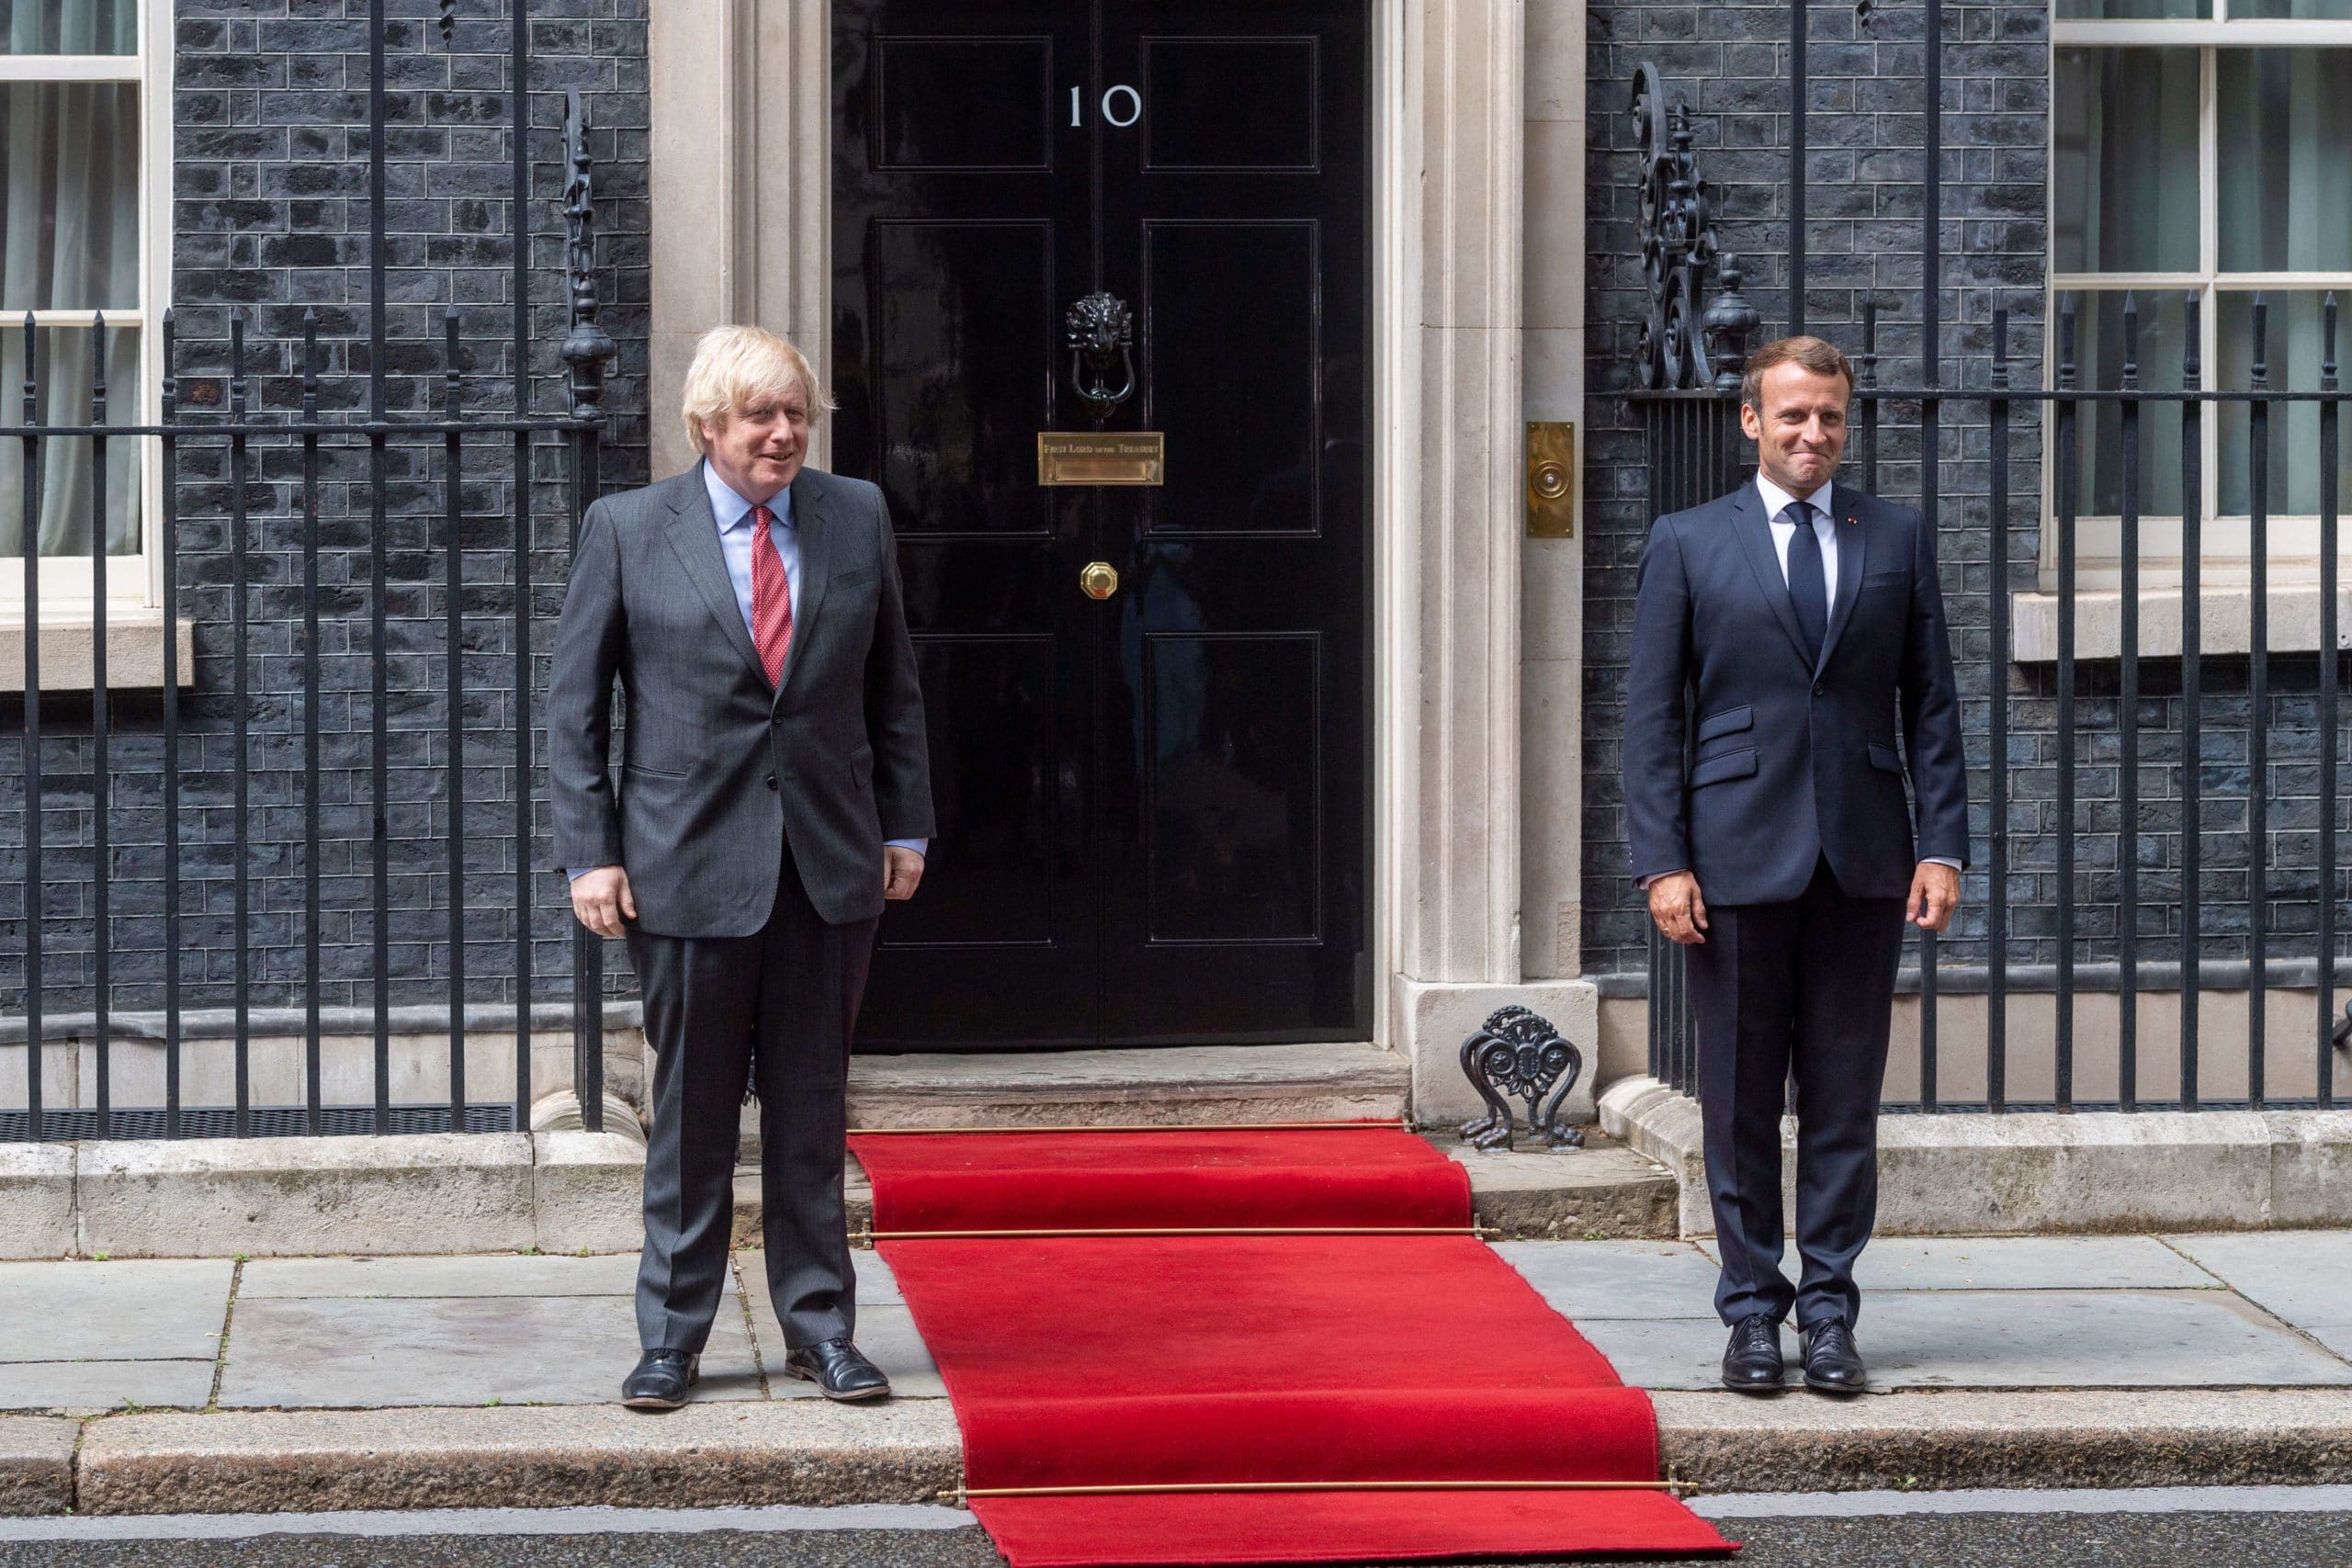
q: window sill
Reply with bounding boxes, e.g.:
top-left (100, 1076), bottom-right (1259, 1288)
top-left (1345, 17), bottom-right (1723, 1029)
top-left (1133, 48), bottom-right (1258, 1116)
top-left (0, 610), bottom-right (193, 694)
top-left (2011, 585), bottom-right (2352, 662)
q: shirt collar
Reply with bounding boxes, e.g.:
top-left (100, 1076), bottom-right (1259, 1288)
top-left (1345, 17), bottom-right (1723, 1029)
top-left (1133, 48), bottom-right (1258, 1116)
top-left (704, 460), bottom-right (792, 533)
top-left (1756, 471), bottom-right (1833, 525)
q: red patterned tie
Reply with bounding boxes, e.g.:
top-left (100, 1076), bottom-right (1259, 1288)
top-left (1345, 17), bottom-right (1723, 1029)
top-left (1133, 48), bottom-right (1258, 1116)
top-left (750, 502), bottom-right (794, 685)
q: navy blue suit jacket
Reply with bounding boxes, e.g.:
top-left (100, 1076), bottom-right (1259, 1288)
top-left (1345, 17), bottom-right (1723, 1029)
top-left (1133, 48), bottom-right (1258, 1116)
top-left (1623, 479), bottom-right (1969, 907)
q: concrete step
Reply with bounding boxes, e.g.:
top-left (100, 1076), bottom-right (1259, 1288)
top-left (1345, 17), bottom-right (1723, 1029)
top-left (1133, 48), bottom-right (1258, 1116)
top-left (730, 1129), bottom-right (1679, 1247)
top-left (736, 1041), bottom-right (1413, 1161)
top-left (30, 1388), bottom-right (2352, 1515)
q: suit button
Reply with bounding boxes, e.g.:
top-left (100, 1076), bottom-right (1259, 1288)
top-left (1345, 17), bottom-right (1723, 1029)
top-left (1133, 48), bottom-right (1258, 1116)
top-left (764, 774), bottom-right (778, 791)
top-left (1813, 684), bottom-right (1825, 697)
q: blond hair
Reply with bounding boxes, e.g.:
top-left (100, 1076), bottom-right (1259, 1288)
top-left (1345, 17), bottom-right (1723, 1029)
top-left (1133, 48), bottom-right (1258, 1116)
top-left (680, 325), bottom-right (834, 455)
top-left (1739, 336), bottom-right (1854, 412)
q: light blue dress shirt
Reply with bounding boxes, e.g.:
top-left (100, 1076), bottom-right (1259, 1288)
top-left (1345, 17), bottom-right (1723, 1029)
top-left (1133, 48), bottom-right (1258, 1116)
top-left (565, 464), bottom-right (927, 880)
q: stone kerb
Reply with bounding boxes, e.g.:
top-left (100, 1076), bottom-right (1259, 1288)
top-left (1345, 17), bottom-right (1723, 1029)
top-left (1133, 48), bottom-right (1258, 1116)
top-left (1600, 1075), bottom-right (2352, 1237)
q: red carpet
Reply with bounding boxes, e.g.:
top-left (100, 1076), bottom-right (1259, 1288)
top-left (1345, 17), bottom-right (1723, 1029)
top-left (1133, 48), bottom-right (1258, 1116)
top-left (852, 1125), bottom-right (1734, 1566)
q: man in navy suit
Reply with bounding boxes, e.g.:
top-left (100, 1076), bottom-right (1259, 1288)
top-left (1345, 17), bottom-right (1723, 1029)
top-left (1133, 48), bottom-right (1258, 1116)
top-left (1623, 336), bottom-right (1968, 1395)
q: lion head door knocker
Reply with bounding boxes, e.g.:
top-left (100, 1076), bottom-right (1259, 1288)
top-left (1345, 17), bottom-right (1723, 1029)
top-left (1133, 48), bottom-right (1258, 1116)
top-left (1065, 291), bottom-right (1136, 428)
top-left (1458, 1006), bottom-right (1586, 1151)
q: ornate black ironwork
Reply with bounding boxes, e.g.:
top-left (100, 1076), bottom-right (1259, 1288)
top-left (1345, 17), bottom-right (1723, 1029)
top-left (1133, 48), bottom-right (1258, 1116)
top-left (1629, 62), bottom-right (1754, 391)
top-left (1458, 1007), bottom-right (1585, 1152)
top-left (438, 1), bottom-right (457, 43)
top-left (560, 88), bottom-right (616, 419)
top-left (1064, 291), bottom-right (1136, 428)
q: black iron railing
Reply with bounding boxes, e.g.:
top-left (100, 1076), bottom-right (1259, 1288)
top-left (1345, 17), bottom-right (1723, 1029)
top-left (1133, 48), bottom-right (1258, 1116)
top-left (1634, 293), bottom-right (2351, 1114)
top-left (1, 6), bottom-right (616, 1143)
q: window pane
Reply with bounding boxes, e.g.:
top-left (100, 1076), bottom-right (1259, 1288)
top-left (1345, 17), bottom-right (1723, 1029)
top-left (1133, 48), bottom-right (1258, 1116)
top-left (2053, 50), bottom-right (2200, 276)
top-left (0, 324), bottom-right (140, 559)
top-left (2055, 0), bottom-right (2210, 16)
top-left (2231, 1), bottom-right (2352, 17)
top-left (0, 2), bottom-right (135, 55)
top-left (2217, 292), bottom-right (2352, 518)
top-left (2219, 51), bottom-right (2352, 274)
top-left (2067, 292), bottom-right (2187, 518)
top-left (0, 83), bottom-right (141, 311)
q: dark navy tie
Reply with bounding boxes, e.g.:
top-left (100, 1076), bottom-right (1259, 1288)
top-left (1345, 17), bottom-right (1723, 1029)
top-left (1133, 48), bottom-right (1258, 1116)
top-left (1785, 501), bottom-right (1827, 667)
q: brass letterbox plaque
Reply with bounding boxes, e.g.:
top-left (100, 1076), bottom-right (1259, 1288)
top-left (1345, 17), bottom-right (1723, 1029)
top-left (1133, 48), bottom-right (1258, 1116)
top-left (1038, 432), bottom-right (1166, 486)
top-left (1526, 421), bottom-right (1577, 538)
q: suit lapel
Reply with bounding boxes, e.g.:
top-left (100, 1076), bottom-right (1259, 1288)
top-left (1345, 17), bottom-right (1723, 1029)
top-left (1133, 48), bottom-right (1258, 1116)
top-left (1815, 480), bottom-right (1869, 674)
top-left (777, 467), bottom-right (834, 697)
top-left (661, 464), bottom-right (767, 683)
top-left (1727, 482), bottom-right (1815, 671)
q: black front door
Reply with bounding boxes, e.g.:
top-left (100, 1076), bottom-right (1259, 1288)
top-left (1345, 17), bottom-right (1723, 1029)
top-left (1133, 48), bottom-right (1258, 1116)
top-left (832, 0), bottom-right (1369, 1050)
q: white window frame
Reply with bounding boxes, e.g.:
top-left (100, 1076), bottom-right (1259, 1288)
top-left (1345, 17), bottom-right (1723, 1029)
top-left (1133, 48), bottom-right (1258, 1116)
top-left (2049, 4), bottom-right (2352, 591)
top-left (0, 0), bottom-right (171, 615)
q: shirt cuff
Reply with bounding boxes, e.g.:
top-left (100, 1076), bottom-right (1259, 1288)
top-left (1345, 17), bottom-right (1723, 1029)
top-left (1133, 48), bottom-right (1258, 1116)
top-left (1636, 869), bottom-right (1686, 891)
top-left (1923, 856), bottom-right (1962, 871)
top-left (886, 839), bottom-right (929, 855)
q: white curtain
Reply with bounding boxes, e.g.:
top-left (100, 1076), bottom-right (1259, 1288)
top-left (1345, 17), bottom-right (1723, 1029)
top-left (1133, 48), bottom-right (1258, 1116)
top-left (0, 0), bottom-right (140, 560)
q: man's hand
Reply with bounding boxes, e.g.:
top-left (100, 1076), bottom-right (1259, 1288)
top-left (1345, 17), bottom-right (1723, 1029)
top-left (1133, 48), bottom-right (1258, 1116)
top-left (571, 865), bottom-right (636, 939)
top-left (1648, 871), bottom-right (1709, 946)
top-left (884, 845), bottom-right (925, 901)
top-left (1907, 861), bottom-right (1961, 931)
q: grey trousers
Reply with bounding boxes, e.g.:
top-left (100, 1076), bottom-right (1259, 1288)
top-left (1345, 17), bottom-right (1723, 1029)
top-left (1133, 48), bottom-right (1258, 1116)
top-left (625, 834), bottom-right (878, 1353)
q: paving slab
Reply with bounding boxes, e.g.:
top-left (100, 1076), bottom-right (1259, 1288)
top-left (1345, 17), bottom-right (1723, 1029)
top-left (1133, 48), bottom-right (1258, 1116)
top-left (1493, 1239), bottom-right (1720, 1320)
top-left (0, 1359), bottom-right (215, 1416)
top-left (0, 1416), bottom-right (76, 1516)
top-left (74, 1401), bottom-right (965, 1515)
top-left (2163, 1231), bottom-right (2352, 1357)
top-left (1693, 1235), bottom-right (2224, 1293)
top-left (740, 1248), bottom-right (904, 1309)
top-left (218, 1294), bottom-right (762, 1409)
top-left (0, 1260), bottom-right (234, 1362)
top-left (238, 1253), bottom-right (639, 1300)
top-left (1582, 1289), bottom-right (2352, 1392)
top-left (1655, 1388), bottom-right (2352, 1492)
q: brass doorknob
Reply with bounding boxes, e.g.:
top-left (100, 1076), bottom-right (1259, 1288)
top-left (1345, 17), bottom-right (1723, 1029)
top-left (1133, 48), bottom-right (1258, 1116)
top-left (1080, 561), bottom-right (1119, 600)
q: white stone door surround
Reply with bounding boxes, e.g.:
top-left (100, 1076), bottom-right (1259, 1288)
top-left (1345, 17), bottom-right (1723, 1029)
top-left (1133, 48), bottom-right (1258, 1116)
top-left (647, 0), bottom-right (1593, 1122)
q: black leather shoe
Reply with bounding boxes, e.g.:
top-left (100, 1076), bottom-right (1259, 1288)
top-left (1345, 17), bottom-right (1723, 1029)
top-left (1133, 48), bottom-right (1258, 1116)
top-left (621, 1348), bottom-right (699, 1410)
top-left (1802, 1317), bottom-right (1868, 1395)
top-left (1720, 1314), bottom-right (1786, 1393)
top-left (784, 1337), bottom-right (891, 1402)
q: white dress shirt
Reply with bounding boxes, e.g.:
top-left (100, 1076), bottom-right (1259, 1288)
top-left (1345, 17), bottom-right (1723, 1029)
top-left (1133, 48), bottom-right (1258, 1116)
top-left (1639, 473), bottom-right (1955, 889)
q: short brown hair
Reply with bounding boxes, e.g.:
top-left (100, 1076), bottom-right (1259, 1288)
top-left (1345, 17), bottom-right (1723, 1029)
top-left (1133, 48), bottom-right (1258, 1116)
top-left (1739, 336), bottom-right (1854, 412)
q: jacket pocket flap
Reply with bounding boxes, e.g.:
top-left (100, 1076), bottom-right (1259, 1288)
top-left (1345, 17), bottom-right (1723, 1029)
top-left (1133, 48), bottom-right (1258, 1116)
top-left (1689, 749), bottom-right (1758, 788)
top-left (1867, 743), bottom-right (1904, 773)
top-left (1694, 705), bottom-right (1755, 744)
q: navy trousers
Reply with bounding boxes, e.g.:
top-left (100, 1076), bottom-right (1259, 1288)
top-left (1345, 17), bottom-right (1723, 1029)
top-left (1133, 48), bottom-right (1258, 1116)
top-left (1685, 855), bottom-right (1905, 1329)
top-left (626, 832), bottom-right (877, 1354)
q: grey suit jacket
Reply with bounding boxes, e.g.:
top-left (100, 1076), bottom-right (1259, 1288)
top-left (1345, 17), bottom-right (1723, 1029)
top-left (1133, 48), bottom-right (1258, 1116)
top-left (548, 464), bottom-right (935, 935)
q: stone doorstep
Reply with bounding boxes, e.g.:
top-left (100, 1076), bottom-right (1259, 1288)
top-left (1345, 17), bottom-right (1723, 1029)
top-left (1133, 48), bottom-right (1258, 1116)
top-left (21, 1390), bottom-right (2352, 1517)
top-left (1600, 1075), bottom-right (2352, 1236)
top-left (727, 1132), bottom-right (1681, 1247)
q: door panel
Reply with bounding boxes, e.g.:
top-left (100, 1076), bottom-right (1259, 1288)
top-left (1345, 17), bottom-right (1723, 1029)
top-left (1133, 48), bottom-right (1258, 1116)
top-left (836, 0), bottom-right (1368, 1051)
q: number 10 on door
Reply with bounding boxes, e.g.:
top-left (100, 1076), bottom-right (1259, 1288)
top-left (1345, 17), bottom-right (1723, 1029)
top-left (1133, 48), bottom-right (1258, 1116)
top-left (1072, 85), bottom-right (1141, 127)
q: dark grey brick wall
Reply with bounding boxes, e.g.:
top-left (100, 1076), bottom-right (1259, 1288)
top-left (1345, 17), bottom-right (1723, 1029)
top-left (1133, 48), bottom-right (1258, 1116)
top-left (1580, 0), bottom-right (2352, 997)
top-left (0, 0), bottom-right (650, 1021)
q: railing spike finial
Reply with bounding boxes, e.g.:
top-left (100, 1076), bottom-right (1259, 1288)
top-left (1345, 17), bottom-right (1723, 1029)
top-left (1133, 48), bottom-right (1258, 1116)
top-left (1860, 296), bottom-right (1879, 384)
top-left (301, 307), bottom-right (320, 422)
top-left (230, 312), bottom-right (248, 422)
top-left (445, 306), bottom-right (464, 419)
top-left (2120, 291), bottom-right (2139, 391)
top-left (89, 310), bottom-right (107, 423)
top-left (2057, 292), bottom-right (2077, 390)
top-left (439, 0), bottom-right (457, 44)
top-left (560, 87), bottom-right (616, 421)
top-left (20, 310), bottom-right (35, 426)
top-left (1991, 304), bottom-right (2010, 389)
top-left (2251, 292), bottom-right (2270, 391)
top-left (2325, 293), bottom-right (2340, 394)
top-left (161, 308), bottom-right (176, 420)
